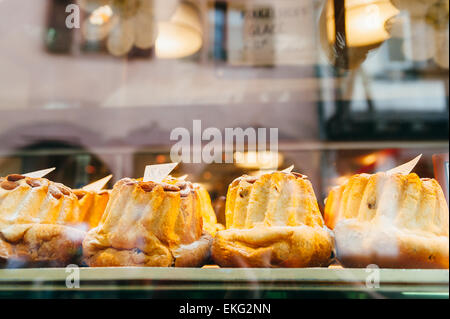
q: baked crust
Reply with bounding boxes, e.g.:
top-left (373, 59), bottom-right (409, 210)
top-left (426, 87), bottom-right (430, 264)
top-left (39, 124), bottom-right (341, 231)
top-left (0, 175), bottom-right (81, 225)
top-left (165, 177), bottom-right (224, 236)
top-left (212, 171), bottom-right (334, 268)
top-left (83, 225), bottom-right (212, 267)
top-left (0, 174), bottom-right (86, 266)
top-left (74, 189), bottom-right (110, 229)
top-left (333, 220), bottom-right (449, 268)
top-left (0, 223), bottom-right (85, 267)
top-left (83, 178), bottom-right (212, 267)
top-left (212, 226), bottom-right (333, 267)
top-left (324, 172), bottom-right (449, 269)
top-left (193, 183), bottom-right (224, 236)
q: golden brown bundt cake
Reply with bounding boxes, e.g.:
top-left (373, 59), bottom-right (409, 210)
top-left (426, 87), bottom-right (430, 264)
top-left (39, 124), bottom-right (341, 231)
top-left (73, 189), bottom-right (110, 229)
top-left (211, 171), bottom-right (334, 268)
top-left (158, 176), bottom-right (223, 236)
top-left (324, 172), bottom-right (449, 269)
top-left (0, 174), bottom-right (85, 266)
top-left (193, 183), bottom-right (224, 236)
top-left (82, 177), bottom-right (212, 267)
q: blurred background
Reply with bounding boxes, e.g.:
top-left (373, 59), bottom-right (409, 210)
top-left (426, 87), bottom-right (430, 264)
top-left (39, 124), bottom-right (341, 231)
top-left (0, 0), bottom-right (448, 209)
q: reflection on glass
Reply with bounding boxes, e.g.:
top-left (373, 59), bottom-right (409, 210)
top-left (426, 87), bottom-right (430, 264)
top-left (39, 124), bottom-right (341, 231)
top-left (156, 1), bottom-right (203, 59)
top-left (320, 0), bottom-right (399, 69)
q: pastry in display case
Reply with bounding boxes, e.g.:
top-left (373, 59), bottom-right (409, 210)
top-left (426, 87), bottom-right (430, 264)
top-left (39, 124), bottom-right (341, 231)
top-left (324, 172), bottom-right (449, 269)
top-left (193, 182), bottom-right (224, 236)
top-left (148, 175), bottom-right (224, 236)
top-left (0, 0), bottom-right (448, 302)
top-left (82, 177), bottom-right (213, 267)
top-left (163, 175), bottom-right (224, 236)
top-left (73, 175), bottom-right (113, 229)
top-left (212, 170), bottom-right (334, 268)
top-left (0, 174), bottom-right (85, 267)
top-left (73, 188), bottom-right (110, 229)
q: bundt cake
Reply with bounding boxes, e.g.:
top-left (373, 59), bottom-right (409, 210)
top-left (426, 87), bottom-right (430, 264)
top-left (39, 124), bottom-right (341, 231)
top-left (74, 189), bottom-right (110, 229)
top-left (159, 176), bottom-right (224, 236)
top-left (156, 175), bottom-right (224, 237)
top-left (211, 171), bottom-right (334, 268)
top-left (324, 172), bottom-right (449, 269)
top-left (0, 174), bottom-right (85, 266)
top-left (193, 183), bottom-right (224, 236)
top-left (82, 177), bottom-right (212, 267)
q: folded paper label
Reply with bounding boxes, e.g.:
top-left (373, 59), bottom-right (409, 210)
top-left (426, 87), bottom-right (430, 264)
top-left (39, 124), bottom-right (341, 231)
top-left (23, 167), bottom-right (56, 178)
top-left (254, 165), bottom-right (296, 177)
top-left (281, 165), bottom-right (294, 174)
top-left (143, 163), bottom-right (179, 183)
top-left (82, 175), bottom-right (113, 192)
top-left (386, 154), bottom-right (422, 175)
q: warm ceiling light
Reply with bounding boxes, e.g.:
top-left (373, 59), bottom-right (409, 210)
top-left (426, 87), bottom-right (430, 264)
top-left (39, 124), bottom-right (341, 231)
top-left (155, 1), bottom-right (203, 59)
top-left (320, 0), bottom-right (400, 69)
top-left (359, 153), bottom-right (378, 166)
top-left (89, 5), bottom-right (113, 26)
top-left (325, 0), bottom-right (399, 47)
top-left (234, 151), bottom-right (284, 170)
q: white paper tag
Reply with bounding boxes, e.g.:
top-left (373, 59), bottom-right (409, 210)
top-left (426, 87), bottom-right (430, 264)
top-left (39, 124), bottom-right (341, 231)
top-left (143, 163), bottom-right (179, 183)
top-left (386, 154), bottom-right (422, 175)
top-left (254, 165), bottom-right (295, 177)
top-left (23, 167), bottom-right (56, 178)
top-left (281, 165), bottom-right (294, 173)
top-left (82, 175), bottom-right (113, 192)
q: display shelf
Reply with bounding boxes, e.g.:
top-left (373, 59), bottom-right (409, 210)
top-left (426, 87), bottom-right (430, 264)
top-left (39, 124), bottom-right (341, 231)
top-left (0, 268), bottom-right (448, 299)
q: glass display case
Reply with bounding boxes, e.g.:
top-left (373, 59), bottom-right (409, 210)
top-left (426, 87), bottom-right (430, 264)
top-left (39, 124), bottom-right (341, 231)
top-left (0, 0), bottom-right (448, 300)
